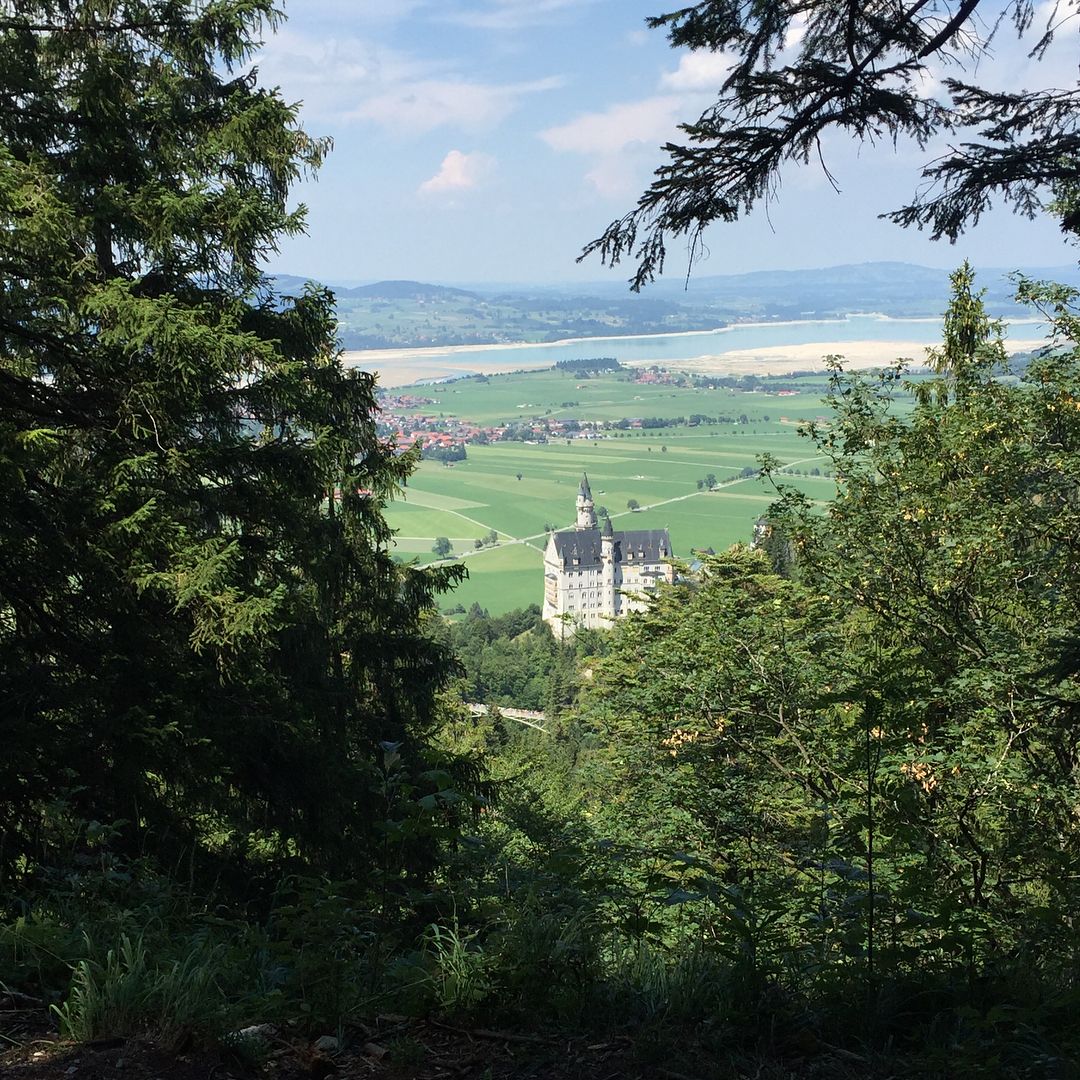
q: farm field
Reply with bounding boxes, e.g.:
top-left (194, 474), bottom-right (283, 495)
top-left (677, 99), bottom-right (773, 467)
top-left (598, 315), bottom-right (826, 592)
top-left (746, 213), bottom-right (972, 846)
top-left (392, 367), bottom-right (841, 427)
top-left (382, 366), bottom-right (918, 614)
top-left (389, 448), bottom-right (830, 613)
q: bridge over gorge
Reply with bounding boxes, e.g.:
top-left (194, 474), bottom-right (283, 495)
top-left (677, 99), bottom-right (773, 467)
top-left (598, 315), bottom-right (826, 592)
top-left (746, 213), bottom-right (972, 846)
top-left (465, 703), bottom-right (549, 734)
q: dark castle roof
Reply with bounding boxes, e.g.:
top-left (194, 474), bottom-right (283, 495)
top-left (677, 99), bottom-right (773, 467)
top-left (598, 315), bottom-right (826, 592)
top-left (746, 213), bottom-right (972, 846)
top-left (551, 526), bottom-right (671, 568)
top-left (617, 529), bottom-right (671, 562)
top-left (578, 473), bottom-right (592, 499)
top-left (552, 530), bottom-right (601, 566)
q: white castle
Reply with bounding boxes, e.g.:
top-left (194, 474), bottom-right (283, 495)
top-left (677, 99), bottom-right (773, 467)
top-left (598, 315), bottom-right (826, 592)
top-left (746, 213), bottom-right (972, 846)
top-left (542, 474), bottom-right (675, 637)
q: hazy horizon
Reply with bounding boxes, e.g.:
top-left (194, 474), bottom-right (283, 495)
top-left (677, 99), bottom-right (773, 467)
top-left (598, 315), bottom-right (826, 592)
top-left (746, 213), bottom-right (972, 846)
top-left (273, 259), bottom-right (1080, 293)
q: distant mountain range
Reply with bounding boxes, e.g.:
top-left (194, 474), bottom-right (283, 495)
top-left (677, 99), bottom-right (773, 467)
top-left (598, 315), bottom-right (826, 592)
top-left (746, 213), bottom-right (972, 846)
top-left (649, 261), bottom-right (1080, 312)
top-left (269, 262), bottom-right (1080, 351)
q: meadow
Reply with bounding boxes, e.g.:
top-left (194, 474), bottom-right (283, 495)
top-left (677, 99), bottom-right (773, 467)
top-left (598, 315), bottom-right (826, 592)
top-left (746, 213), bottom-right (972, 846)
top-left (381, 366), bottom-right (892, 613)
top-left (401, 366), bottom-right (838, 426)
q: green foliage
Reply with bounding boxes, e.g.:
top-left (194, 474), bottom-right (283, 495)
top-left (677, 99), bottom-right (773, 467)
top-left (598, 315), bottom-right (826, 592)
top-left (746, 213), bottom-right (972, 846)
top-left (0, 916), bottom-right (83, 998)
top-left (424, 920), bottom-right (493, 1011)
top-left (52, 932), bottom-right (225, 1050)
top-left (423, 443), bottom-right (467, 463)
top-left (581, 550), bottom-right (857, 976)
top-left (562, 268), bottom-right (1080, 1065)
top-left (765, 269), bottom-right (1080, 974)
top-left (434, 604), bottom-right (604, 715)
top-left (0, 1), bottom-right (463, 896)
top-left (555, 357), bottom-right (623, 373)
top-left (488, 900), bottom-right (601, 1020)
top-left (2, 5), bottom-right (1078, 1070)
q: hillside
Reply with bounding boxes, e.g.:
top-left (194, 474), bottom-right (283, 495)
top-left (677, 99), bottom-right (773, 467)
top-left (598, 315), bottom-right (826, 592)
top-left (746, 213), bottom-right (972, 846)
top-left (272, 262), bottom-right (1080, 350)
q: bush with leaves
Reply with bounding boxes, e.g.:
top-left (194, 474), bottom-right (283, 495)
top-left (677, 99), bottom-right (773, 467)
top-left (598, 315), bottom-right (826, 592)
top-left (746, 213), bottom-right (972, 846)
top-left (574, 268), bottom-right (1080, 1060)
top-left (766, 265), bottom-right (1080, 970)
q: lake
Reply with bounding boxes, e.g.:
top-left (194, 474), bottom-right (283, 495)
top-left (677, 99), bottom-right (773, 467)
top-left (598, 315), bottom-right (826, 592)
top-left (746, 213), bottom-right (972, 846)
top-left (344, 315), bottom-right (1048, 386)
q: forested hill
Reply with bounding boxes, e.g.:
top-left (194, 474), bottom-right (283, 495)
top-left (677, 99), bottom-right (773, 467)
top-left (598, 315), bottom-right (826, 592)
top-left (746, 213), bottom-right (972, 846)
top-left (273, 262), bottom-right (1080, 349)
top-left (343, 280), bottom-right (482, 302)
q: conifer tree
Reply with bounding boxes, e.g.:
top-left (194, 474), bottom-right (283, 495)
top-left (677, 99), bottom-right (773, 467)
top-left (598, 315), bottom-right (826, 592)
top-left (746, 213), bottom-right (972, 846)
top-left (0, 2), bottom-right (461, 887)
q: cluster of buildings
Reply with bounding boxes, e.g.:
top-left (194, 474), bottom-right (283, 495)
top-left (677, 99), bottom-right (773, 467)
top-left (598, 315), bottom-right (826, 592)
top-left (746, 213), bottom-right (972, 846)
top-left (632, 368), bottom-right (682, 386)
top-left (377, 408), bottom-right (612, 454)
top-left (377, 411), bottom-right (489, 453)
top-left (377, 365), bottom-right (805, 455)
top-left (542, 475), bottom-right (675, 638)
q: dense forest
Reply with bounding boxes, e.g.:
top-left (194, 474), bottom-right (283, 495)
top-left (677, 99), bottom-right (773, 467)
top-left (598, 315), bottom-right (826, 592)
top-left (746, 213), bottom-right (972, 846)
top-left (3, 3), bottom-right (1080, 1080)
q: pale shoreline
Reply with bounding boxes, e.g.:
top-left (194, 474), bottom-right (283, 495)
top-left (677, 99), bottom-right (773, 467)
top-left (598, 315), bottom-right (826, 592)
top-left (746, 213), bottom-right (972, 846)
top-left (355, 335), bottom-right (1047, 388)
top-left (342, 312), bottom-right (1046, 368)
top-left (653, 338), bottom-right (1046, 378)
top-left (344, 318), bottom-right (911, 370)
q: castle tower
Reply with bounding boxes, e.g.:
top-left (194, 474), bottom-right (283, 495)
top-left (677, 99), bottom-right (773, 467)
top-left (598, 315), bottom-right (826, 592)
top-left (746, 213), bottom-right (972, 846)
top-left (543, 478), bottom-right (674, 637)
top-left (575, 473), bottom-right (597, 530)
top-left (600, 513), bottom-right (617, 619)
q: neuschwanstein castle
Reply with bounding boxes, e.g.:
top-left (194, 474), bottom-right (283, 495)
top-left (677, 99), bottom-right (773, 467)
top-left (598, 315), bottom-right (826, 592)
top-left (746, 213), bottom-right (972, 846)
top-left (542, 475), bottom-right (675, 636)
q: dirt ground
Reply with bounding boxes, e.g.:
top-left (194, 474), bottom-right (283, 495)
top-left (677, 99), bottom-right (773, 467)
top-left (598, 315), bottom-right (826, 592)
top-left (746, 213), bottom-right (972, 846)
top-left (1, 1002), bottom-right (874, 1080)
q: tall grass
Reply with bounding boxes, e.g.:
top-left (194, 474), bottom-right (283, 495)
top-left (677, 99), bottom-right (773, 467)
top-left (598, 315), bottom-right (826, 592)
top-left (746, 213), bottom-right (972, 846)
top-left (424, 920), bottom-right (492, 1011)
top-left (51, 932), bottom-right (226, 1050)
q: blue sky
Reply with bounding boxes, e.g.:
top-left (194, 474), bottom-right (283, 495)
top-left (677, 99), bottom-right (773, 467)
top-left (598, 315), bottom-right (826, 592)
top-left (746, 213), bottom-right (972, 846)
top-left (256, 0), bottom-right (1079, 286)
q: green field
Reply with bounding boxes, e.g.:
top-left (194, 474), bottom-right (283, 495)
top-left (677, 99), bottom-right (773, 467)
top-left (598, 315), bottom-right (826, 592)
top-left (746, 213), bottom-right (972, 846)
top-left (381, 367), bottom-right (918, 613)
top-left (396, 368), bottom-right (840, 427)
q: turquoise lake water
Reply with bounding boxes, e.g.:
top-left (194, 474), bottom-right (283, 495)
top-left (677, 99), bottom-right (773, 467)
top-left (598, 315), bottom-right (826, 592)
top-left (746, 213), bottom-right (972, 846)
top-left (470, 315), bottom-right (1046, 367)
top-left (355, 315), bottom-right (1048, 385)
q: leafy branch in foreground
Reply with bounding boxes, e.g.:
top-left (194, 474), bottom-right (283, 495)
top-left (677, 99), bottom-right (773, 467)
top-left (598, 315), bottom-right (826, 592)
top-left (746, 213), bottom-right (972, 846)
top-left (582, 1), bottom-right (1078, 288)
top-left (579, 267), bottom-right (1080, 1009)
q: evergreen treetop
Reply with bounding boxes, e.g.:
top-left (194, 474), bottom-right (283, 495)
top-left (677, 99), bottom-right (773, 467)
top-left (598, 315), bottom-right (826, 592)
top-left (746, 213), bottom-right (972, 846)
top-left (0, 1), bottom-right (462, 891)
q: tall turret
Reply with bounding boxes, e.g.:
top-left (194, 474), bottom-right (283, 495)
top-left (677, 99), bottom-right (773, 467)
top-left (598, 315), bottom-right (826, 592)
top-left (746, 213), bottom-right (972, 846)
top-left (575, 472), bottom-right (597, 530)
top-left (600, 513), bottom-right (616, 619)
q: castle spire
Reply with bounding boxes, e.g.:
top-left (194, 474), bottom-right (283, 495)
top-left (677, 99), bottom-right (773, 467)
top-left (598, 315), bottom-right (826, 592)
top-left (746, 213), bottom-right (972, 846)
top-left (575, 472), bottom-right (597, 530)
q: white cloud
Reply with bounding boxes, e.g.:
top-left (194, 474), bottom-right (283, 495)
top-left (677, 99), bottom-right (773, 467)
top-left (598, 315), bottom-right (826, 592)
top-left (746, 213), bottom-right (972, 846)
top-left (541, 95), bottom-right (688, 155)
top-left (253, 27), bottom-right (562, 133)
top-left (541, 95), bottom-right (699, 198)
top-left (660, 50), bottom-right (732, 91)
top-left (252, 28), bottom-right (432, 121)
top-left (783, 14), bottom-right (808, 51)
top-left (353, 75), bottom-right (563, 134)
top-left (582, 152), bottom-right (657, 198)
top-left (419, 150), bottom-right (495, 194)
top-left (444, 0), bottom-right (598, 30)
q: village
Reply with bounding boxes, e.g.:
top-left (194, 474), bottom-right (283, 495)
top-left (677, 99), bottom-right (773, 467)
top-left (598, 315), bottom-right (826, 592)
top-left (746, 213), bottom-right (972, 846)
top-left (375, 366), bottom-right (809, 458)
